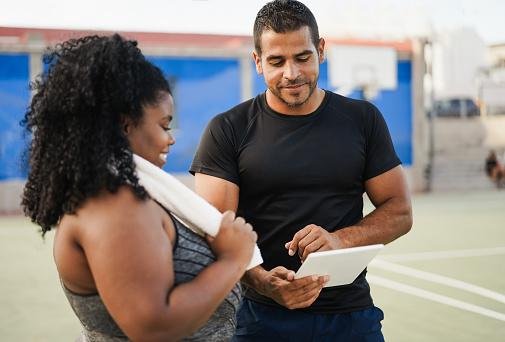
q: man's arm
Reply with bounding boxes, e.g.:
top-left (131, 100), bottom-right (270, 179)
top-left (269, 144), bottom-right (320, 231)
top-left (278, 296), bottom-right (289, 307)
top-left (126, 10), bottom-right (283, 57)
top-left (194, 173), bottom-right (240, 213)
top-left (194, 173), bottom-right (327, 309)
top-left (287, 165), bottom-right (412, 260)
top-left (335, 164), bottom-right (412, 246)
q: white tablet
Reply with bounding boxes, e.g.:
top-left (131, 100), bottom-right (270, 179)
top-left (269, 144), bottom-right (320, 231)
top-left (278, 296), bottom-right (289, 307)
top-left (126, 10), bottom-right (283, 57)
top-left (294, 244), bottom-right (383, 287)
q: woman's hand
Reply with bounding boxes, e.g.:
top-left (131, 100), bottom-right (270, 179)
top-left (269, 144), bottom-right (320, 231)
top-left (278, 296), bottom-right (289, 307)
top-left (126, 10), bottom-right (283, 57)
top-left (206, 211), bottom-right (257, 268)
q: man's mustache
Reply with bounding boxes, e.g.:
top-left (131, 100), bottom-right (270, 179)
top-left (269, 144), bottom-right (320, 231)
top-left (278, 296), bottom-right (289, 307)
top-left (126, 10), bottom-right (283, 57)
top-left (278, 79), bottom-right (308, 88)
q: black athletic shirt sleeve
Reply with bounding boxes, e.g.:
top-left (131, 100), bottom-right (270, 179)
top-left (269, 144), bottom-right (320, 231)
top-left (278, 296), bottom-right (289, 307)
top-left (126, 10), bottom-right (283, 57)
top-left (190, 114), bottom-right (240, 186)
top-left (363, 103), bottom-right (401, 180)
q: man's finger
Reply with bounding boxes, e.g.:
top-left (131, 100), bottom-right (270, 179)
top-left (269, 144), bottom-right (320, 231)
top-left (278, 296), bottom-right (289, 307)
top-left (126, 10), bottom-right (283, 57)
top-left (291, 274), bottom-right (329, 291)
top-left (301, 238), bottom-right (325, 261)
top-left (282, 283), bottom-right (322, 307)
top-left (271, 267), bottom-right (296, 280)
top-left (287, 275), bottom-right (322, 291)
top-left (288, 277), bottom-right (327, 308)
top-left (287, 289), bottom-right (322, 309)
top-left (290, 288), bottom-right (321, 306)
top-left (297, 232), bottom-right (320, 259)
top-left (288, 226), bottom-right (312, 256)
top-left (301, 275), bottom-right (328, 291)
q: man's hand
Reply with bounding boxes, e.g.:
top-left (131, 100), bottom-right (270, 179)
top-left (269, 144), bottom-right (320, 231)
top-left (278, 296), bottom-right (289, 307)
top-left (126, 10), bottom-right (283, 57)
top-left (257, 266), bottom-right (328, 309)
top-left (285, 224), bottom-right (343, 261)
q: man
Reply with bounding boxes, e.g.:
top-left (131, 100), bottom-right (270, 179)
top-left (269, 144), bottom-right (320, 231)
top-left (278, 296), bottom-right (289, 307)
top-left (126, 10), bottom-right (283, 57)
top-left (190, 0), bottom-right (412, 340)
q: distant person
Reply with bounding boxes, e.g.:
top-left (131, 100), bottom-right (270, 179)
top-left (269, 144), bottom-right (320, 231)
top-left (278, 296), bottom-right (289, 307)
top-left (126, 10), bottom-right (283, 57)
top-left (190, 0), bottom-right (412, 340)
top-left (485, 150), bottom-right (504, 188)
top-left (21, 34), bottom-right (256, 341)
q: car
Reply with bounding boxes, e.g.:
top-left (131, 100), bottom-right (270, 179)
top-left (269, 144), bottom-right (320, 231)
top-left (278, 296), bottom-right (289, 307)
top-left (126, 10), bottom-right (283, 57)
top-left (432, 98), bottom-right (480, 118)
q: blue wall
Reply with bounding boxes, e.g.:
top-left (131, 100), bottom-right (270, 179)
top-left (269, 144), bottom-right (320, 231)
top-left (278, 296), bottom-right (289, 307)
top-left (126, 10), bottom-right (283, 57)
top-left (252, 60), bottom-right (413, 165)
top-left (149, 57), bottom-right (241, 173)
top-left (0, 53), bottom-right (30, 180)
top-left (371, 61), bottom-right (413, 165)
top-left (0, 53), bottom-right (412, 181)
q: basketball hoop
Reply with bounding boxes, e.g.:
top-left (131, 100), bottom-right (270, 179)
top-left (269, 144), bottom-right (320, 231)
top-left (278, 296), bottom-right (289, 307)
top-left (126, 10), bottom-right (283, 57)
top-left (353, 65), bottom-right (379, 100)
top-left (363, 82), bottom-right (379, 100)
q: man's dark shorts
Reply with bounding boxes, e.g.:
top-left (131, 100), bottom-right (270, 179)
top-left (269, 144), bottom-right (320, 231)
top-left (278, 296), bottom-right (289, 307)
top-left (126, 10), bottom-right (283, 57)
top-left (233, 298), bottom-right (385, 342)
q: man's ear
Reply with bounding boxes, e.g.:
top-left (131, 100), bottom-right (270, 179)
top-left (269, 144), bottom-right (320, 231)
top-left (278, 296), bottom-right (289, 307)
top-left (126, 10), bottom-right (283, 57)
top-left (252, 51), bottom-right (263, 75)
top-left (318, 38), bottom-right (325, 64)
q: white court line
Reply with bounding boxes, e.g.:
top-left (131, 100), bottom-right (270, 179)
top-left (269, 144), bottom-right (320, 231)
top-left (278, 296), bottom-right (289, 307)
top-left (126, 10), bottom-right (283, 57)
top-left (368, 275), bottom-right (505, 322)
top-left (380, 247), bottom-right (505, 262)
top-left (370, 259), bottom-right (505, 305)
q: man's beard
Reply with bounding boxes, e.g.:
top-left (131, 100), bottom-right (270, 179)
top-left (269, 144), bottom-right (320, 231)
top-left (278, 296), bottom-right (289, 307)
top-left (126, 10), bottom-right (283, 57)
top-left (270, 78), bottom-right (317, 108)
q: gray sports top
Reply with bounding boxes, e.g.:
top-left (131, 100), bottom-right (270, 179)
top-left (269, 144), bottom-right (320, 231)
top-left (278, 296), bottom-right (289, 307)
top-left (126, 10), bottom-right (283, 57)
top-left (62, 214), bottom-right (242, 341)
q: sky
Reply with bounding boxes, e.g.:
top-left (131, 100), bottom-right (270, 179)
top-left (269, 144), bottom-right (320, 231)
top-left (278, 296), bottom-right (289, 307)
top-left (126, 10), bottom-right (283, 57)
top-left (1, 0), bottom-right (504, 44)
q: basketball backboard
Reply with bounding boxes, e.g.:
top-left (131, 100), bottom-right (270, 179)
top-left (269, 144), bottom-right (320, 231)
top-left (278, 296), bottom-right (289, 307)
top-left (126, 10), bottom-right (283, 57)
top-left (327, 45), bottom-right (397, 99)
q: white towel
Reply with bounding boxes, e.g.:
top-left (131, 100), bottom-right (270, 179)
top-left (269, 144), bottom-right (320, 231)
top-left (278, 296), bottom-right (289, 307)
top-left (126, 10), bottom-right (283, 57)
top-left (133, 154), bottom-right (262, 270)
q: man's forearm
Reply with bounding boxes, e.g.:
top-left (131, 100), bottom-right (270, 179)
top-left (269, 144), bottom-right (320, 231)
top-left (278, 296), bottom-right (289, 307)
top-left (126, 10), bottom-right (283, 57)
top-left (241, 265), bottom-right (268, 295)
top-left (333, 196), bottom-right (412, 248)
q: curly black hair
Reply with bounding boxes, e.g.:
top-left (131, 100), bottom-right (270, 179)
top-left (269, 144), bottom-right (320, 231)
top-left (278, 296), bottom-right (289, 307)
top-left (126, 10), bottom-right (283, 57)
top-left (21, 34), bottom-right (171, 235)
top-left (253, 0), bottom-right (320, 55)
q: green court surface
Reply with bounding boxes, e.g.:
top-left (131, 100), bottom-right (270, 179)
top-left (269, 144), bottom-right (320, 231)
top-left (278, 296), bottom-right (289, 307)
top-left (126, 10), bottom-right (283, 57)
top-left (1, 190), bottom-right (504, 341)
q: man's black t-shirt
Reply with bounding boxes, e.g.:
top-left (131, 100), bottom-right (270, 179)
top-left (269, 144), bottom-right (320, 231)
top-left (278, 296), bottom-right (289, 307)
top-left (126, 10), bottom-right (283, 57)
top-left (190, 90), bottom-right (401, 313)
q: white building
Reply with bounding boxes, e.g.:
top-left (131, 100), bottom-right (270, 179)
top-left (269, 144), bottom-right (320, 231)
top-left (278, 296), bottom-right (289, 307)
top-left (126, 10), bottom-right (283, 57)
top-left (432, 27), bottom-right (488, 100)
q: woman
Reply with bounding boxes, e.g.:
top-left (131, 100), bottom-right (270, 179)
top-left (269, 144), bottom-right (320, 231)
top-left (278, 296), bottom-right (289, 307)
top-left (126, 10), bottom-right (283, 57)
top-left (21, 34), bottom-right (256, 341)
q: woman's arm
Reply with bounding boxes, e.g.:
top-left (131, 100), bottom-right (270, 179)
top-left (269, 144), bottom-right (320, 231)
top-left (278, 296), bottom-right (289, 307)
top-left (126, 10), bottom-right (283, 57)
top-left (80, 187), bottom-right (254, 341)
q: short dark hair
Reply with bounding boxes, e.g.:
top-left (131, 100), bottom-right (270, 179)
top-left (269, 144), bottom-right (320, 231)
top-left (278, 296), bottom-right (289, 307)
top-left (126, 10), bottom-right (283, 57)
top-left (253, 0), bottom-right (320, 55)
top-left (21, 34), bottom-right (171, 235)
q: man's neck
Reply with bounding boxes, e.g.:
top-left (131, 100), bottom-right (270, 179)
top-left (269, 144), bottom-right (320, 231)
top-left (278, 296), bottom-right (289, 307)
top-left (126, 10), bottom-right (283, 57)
top-left (265, 88), bottom-right (325, 116)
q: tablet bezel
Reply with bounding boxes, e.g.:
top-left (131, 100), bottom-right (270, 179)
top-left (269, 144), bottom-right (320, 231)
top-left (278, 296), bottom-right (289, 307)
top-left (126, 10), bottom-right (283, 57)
top-left (294, 244), bottom-right (383, 287)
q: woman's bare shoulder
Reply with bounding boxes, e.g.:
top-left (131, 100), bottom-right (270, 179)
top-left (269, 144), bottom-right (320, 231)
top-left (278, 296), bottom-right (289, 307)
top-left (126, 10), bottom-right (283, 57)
top-left (79, 186), bottom-right (149, 218)
top-left (58, 186), bottom-right (160, 239)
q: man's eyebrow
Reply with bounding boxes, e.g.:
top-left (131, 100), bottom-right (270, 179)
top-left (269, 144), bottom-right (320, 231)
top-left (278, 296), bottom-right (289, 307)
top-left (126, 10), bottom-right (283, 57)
top-left (294, 50), bottom-right (314, 57)
top-left (266, 50), bottom-right (314, 61)
top-left (266, 54), bottom-right (284, 62)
